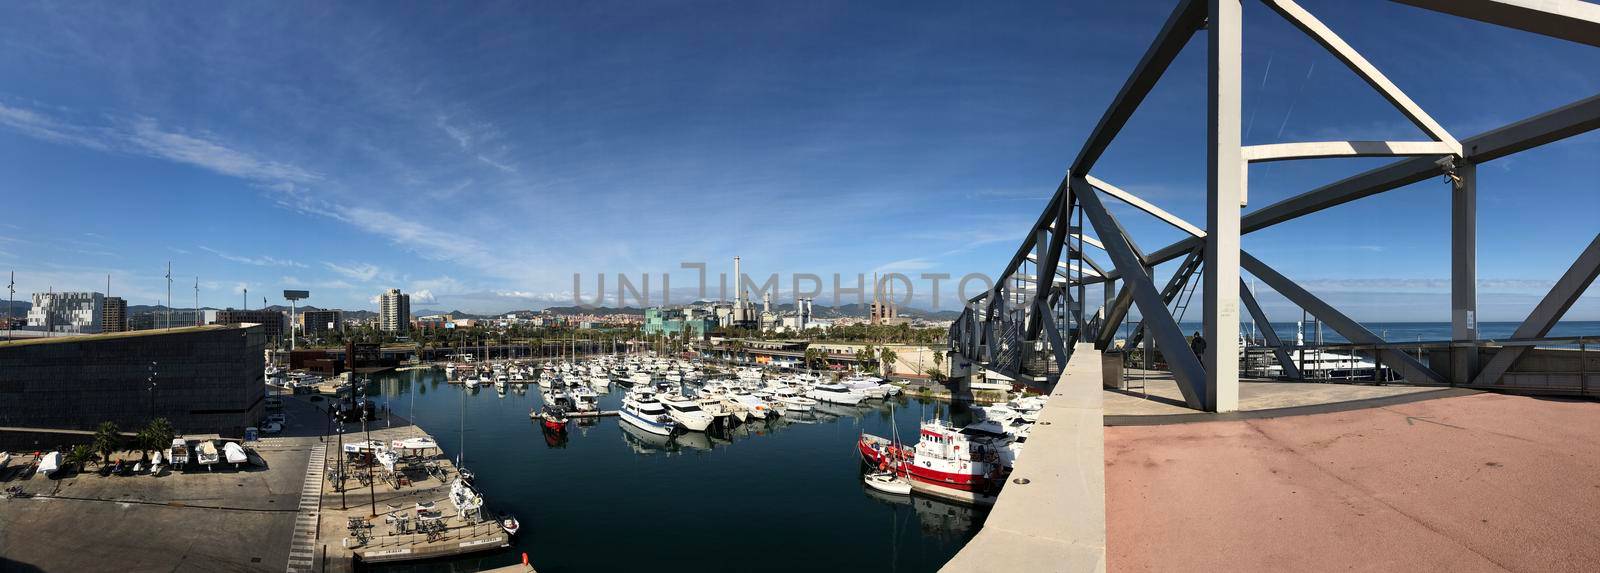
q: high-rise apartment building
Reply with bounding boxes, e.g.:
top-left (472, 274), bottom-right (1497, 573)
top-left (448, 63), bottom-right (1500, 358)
top-left (379, 289), bottom-right (410, 333)
top-left (102, 296), bottom-right (128, 333)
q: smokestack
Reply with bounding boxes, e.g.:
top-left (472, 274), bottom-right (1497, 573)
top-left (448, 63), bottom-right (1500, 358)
top-left (734, 256), bottom-right (743, 304)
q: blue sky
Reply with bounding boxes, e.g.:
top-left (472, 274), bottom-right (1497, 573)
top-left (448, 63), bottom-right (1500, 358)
top-left (0, 1), bottom-right (1596, 322)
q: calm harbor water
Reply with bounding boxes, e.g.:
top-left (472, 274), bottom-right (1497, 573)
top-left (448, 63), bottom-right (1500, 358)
top-left (358, 369), bottom-right (982, 572)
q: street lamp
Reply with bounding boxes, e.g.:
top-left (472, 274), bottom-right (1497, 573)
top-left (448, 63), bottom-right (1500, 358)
top-left (146, 361), bottom-right (159, 420)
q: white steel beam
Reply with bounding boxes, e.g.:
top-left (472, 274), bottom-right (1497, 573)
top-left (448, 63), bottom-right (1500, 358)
top-left (1241, 251), bottom-right (1447, 385)
top-left (1264, 0), bottom-right (1462, 155)
top-left (1452, 162), bottom-right (1479, 383)
top-left (1085, 174), bottom-right (1206, 238)
top-left (1239, 278), bottom-right (1302, 380)
top-left (1075, 177), bottom-right (1208, 409)
top-left (1241, 140), bottom-right (1458, 163)
top-left (1207, 0), bottom-right (1244, 413)
top-left (1118, 93), bottom-right (1600, 279)
top-left (1472, 233), bottom-right (1600, 386)
top-left (1392, 0), bottom-right (1600, 48)
top-left (1071, 0), bottom-right (1207, 174)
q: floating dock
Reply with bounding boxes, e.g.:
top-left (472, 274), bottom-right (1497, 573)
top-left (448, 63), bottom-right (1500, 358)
top-left (315, 424), bottom-right (512, 571)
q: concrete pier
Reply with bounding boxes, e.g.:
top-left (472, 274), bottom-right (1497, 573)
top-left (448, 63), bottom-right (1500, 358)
top-left (314, 423), bottom-right (510, 572)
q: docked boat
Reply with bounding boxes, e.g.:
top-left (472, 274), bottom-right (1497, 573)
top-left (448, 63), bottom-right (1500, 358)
top-left (168, 439), bottom-right (190, 468)
top-left (863, 469), bottom-right (912, 495)
top-left (222, 442), bottom-right (248, 468)
top-left (730, 391), bottom-right (771, 419)
top-left (659, 395), bottom-right (714, 432)
top-left (500, 513), bottom-right (521, 536)
top-left (808, 383), bottom-right (866, 406)
top-left (534, 406), bottom-right (568, 433)
top-left (772, 386), bottom-right (817, 412)
top-left (376, 448), bottom-right (399, 472)
top-left (620, 390), bottom-right (677, 436)
top-left (196, 440), bottom-right (221, 471)
top-left (903, 417), bottom-right (1010, 506)
top-left (38, 451), bottom-right (62, 478)
top-left (570, 386), bottom-right (600, 412)
top-left (842, 376), bottom-right (891, 399)
top-left (449, 477), bottom-right (484, 515)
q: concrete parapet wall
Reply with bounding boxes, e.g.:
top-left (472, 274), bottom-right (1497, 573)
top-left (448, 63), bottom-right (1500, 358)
top-left (942, 343), bottom-right (1106, 572)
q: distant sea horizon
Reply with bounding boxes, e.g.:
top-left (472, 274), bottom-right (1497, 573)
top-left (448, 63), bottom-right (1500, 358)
top-left (1146, 320), bottom-right (1600, 345)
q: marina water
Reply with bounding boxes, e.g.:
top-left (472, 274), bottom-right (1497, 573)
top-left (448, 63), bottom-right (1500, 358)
top-left (358, 369), bottom-right (980, 572)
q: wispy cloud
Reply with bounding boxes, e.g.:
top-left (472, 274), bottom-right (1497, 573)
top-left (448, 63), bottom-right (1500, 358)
top-left (200, 246), bottom-right (306, 268)
top-left (0, 101), bottom-right (319, 185)
top-left (322, 261), bottom-right (381, 282)
top-left (476, 154), bottom-right (516, 173)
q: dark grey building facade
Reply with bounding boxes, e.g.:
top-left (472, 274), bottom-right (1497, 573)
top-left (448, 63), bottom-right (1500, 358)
top-left (0, 324), bottom-right (266, 437)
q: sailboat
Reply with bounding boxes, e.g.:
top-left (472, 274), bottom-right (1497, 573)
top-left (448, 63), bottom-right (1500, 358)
top-left (861, 403), bottom-right (912, 495)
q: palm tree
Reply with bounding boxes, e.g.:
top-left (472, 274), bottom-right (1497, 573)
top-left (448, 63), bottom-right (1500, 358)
top-left (138, 418), bottom-right (176, 459)
top-left (856, 345), bottom-right (877, 374)
top-left (803, 347), bottom-right (822, 374)
top-left (67, 444), bottom-right (96, 471)
top-left (879, 346), bottom-right (898, 378)
top-left (92, 421), bottom-right (120, 467)
top-left (929, 351), bottom-right (947, 384)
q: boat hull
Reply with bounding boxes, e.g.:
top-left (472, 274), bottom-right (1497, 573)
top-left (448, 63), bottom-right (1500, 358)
top-left (619, 407), bottom-right (675, 436)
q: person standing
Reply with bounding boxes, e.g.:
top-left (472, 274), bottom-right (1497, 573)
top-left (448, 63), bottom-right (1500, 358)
top-left (1190, 332), bottom-right (1207, 360)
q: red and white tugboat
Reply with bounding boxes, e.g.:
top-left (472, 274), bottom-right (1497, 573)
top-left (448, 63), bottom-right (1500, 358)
top-left (863, 417), bottom-right (1013, 506)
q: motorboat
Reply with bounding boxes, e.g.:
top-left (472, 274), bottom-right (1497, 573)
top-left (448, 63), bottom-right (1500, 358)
top-left (570, 386), bottom-right (600, 412)
top-left (223, 442), bottom-right (249, 468)
top-left (196, 441), bottom-right (221, 471)
top-left (500, 513), bottom-right (521, 536)
top-left (628, 371), bottom-right (653, 386)
top-left (730, 391), bottom-right (771, 419)
top-left (38, 451), bottom-right (61, 478)
top-left (168, 439), bottom-right (190, 468)
top-left (659, 395), bottom-right (714, 432)
top-left (808, 383), bottom-right (866, 406)
top-left (534, 406), bottom-right (568, 433)
top-left (772, 386), bottom-right (817, 412)
top-left (841, 376), bottom-right (891, 399)
top-left (620, 390), bottom-right (677, 436)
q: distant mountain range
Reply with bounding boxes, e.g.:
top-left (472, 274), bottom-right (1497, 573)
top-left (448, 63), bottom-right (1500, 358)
top-left (5, 300), bottom-right (959, 322)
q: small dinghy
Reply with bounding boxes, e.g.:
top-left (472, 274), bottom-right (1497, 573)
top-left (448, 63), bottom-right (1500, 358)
top-left (863, 469), bottom-right (912, 495)
top-left (500, 513), bottom-right (521, 536)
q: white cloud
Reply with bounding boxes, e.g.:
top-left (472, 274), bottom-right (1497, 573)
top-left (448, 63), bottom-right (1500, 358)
top-left (322, 261), bottom-right (381, 282)
top-left (411, 289), bottom-right (437, 303)
top-left (200, 246), bottom-right (307, 268)
top-left (0, 102), bottom-right (319, 186)
top-left (476, 154), bottom-right (516, 173)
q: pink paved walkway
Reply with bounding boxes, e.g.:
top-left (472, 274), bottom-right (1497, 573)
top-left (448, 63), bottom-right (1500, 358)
top-left (1106, 393), bottom-right (1600, 572)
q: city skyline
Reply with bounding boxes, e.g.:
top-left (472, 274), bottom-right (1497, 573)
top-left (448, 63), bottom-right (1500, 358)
top-left (1, 1), bottom-right (1597, 321)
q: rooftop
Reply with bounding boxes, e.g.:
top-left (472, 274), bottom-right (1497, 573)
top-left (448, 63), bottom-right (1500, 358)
top-left (0, 323), bottom-right (247, 349)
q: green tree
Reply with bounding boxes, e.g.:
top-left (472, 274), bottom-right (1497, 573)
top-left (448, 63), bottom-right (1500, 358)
top-left (879, 346), bottom-right (898, 378)
top-left (92, 421), bottom-right (121, 467)
top-left (138, 418), bottom-right (176, 459)
top-left (929, 351), bottom-right (947, 384)
top-left (67, 444), bottom-right (96, 470)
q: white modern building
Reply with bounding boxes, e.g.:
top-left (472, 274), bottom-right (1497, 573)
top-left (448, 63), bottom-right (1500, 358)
top-left (379, 288), bottom-right (411, 333)
top-left (27, 291), bottom-right (104, 333)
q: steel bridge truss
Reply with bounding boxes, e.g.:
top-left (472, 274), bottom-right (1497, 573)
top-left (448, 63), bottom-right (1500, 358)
top-left (949, 0), bottom-right (1600, 411)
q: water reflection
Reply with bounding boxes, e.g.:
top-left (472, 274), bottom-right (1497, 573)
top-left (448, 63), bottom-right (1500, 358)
top-left (360, 367), bottom-right (984, 572)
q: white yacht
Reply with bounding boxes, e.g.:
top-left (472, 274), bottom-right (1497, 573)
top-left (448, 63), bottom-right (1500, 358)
top-left (730, 391), bottom-right (772, 419)
top-left (773, 386), bottom-right (817, 412)
top-left (842, 376), bottom-right (891, 399)
top-left (808, 383), bottom-right (866, 405)
top-left (570, 386), bottom-right (600, 412)
top-left (628, 371), bottom-right (653, 386)
top-left (620, 390), bottom-right (677, 436)
top-left (659, 394), bottom-right (714, 432)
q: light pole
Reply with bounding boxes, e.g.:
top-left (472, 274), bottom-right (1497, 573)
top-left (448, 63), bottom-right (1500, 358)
top-left (361, 376), bottom-right (376, 517)
top-left (146, 361), bottom-right (159, 420)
